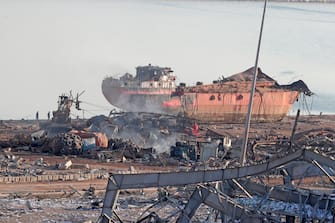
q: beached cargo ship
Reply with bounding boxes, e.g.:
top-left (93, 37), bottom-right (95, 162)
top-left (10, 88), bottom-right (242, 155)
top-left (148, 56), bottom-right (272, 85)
top-left (102, 64), bottom-right (312, 122)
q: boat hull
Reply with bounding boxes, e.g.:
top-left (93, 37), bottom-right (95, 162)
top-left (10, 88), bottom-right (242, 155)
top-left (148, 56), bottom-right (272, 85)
top-left (102, 78), bottom-right (173, 113)
top-left (102, 77), bottom-right (300, 123)
top-left (164, 91), bottom-right (300, 122)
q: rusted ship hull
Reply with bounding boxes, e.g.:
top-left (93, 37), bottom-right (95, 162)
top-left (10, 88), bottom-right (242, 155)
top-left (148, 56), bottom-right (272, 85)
top-left (102, 79), bottom-right (173, 113)
top-left (102, 66), bottom-right (311, 123)
top-left (162, 90), bottom-right (300, 122)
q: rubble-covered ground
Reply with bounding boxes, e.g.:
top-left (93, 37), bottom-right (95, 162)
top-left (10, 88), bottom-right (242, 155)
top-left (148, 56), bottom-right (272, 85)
top-left (0, 188), bottom-right (219, 223)
top-left (0, 197), bottom-right (100, 223)
top-left (0, 114), bottom-right (335, 222)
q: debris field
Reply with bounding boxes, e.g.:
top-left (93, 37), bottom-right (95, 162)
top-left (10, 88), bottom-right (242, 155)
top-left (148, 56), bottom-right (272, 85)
top-left (1, 113), bottom-right (335, 223)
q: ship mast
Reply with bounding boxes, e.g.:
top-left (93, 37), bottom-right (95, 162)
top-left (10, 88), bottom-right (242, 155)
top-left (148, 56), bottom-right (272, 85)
top-left (240, 0), bottom-right (268, 165)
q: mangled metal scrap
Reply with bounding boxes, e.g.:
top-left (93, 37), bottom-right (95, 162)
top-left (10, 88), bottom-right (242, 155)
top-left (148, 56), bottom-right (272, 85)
top-left (44, 133), bottom-right (83, 155)
top-left (0, 149), bottom-right (45, 177)
top-left (232, 179), bottom-right (335, 211)
top-left (98, 148), bottom-right (335, 223)
top-left (29, 127), bottom-right (108, 155)
top-left (88, 112), bottom-right (182, 151)
top-left (70, 130), bottom-right (108, 149)
top-left (295, 128), bottom-right (335, 152)
top-left (109, 138), bottom-right (153, 159)
top-left (27, 92), bottom-right (110, 155)
top-left (99, 149), bottom-right (304, 222)
top-left (52, 94), bottom-right (74, 124)
top-left (170, 141), bottom-right (196, 161)
top-left (57, 160), bottom-right (72, 170)
top-left (177, 185), bottom-right (276, 223)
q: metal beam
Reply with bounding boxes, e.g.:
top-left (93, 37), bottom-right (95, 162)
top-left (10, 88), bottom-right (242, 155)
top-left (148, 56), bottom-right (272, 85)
top-left (232, 179), bottom-right (253, 198)
top-left (99, 149), bottom-right (335, 221)
top-left (176, 186), bottom-right (205, 223)
top-left (177, 186), bottom-right (255, 223)
top-left (241, 0), bottom-right (268, 165)
top-left (100, 150), bottom-right (304, 221)
top-left (179, 185), bottom-right (278, 223)
top-left (312, 160), bottom-right (335, 185)
top-left (289, 109), bottom-right (300, 149)
top-left (304, 150), bottom-right (335, 170)
top-left (107, 149), bottom-right (303, 191)
top-left (198, 185), bottom-right (332, 222)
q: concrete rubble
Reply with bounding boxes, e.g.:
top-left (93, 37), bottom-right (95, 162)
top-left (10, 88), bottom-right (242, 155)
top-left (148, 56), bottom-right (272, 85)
top-left (57, 160), bottom-right (73, 170)
top-left (1, 112), bottom-right (335, 222)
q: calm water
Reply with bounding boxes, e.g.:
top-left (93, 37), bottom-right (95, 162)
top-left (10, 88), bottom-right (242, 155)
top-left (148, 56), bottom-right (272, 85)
top-left (0, 0), bottom-right (334, 119)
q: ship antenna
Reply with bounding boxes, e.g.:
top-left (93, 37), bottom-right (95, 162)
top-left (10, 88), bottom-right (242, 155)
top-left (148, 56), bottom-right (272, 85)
top-left (240, 0), bottom-right (268, 165)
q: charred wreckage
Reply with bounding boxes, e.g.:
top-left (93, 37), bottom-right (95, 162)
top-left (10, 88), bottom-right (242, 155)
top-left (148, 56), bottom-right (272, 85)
top-left (1, 91), bottom-right (335, 223)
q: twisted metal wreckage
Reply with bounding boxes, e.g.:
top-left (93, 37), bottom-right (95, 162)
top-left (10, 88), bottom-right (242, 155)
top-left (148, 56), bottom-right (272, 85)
top-left (98, 148), bottom-right (335, 223)
top-left (95, 0), bottom-right (331, 220)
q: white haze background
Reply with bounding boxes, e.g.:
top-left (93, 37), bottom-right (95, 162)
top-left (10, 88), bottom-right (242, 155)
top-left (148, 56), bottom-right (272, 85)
top-left (0, 0), bottom-right (334, 119)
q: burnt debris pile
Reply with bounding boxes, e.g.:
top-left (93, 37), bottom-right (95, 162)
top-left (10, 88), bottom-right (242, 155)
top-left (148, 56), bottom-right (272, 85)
top-left (1, 112), bottom-right (335, 222)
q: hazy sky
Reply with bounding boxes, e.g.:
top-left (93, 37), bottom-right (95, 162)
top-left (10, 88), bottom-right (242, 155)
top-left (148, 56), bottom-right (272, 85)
top-left (0, 0), bottom-right (334, 119)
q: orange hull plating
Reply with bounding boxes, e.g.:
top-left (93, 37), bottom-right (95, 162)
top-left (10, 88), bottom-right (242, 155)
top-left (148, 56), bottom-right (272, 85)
top-left (163, 90), bottom-right (300, 122)
top-left (102, 66), bottom-right (311, 123)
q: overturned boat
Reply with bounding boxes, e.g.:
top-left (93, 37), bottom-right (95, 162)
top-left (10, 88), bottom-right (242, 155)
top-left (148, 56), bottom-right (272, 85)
top-left (102, 64), bottom-right (312, 123)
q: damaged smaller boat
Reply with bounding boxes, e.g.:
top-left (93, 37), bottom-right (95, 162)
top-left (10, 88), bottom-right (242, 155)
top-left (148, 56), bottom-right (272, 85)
top-left (102, 64), bottom-right (312, 123)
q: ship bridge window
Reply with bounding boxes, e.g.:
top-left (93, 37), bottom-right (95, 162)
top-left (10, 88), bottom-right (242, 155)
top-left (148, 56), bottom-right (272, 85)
top-left (124, 82), bottom-right (128, 86)
top-left (209, 95), bottom-right (215, 101)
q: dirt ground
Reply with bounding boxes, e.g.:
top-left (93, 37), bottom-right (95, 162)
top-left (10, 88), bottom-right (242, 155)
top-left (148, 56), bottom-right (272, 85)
top-left (0, 151), bottom-right (181, 223)
top-left (0, 114), bottom-right (335, 223)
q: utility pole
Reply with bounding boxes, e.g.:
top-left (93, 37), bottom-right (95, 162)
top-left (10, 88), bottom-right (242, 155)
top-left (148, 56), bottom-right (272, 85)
top-left (240, 0), bottom-right (268, 165)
